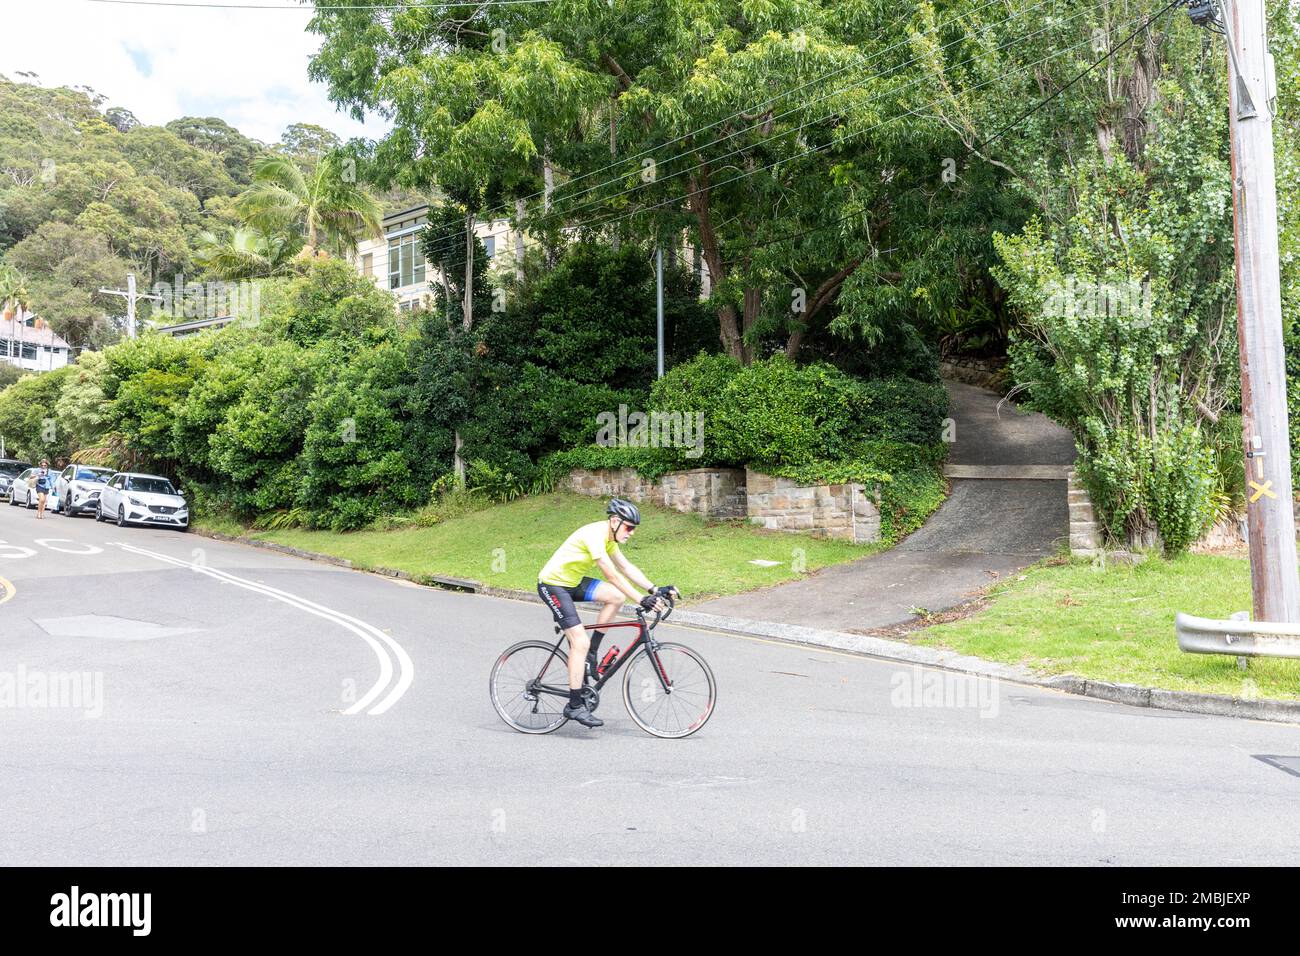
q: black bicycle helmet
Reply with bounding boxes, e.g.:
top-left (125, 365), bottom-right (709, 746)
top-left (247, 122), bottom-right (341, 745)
top-left (607, 497), bottom-right (641, 525)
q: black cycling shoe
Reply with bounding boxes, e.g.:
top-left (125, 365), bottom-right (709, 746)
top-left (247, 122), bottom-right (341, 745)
top-left (585, 651), bottom-right (598, 680)
top-left (563, 703), bottom-right (604, 728)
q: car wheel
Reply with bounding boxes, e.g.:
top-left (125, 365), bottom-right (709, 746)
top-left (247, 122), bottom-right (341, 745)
top-left (117, 506), bottom-right (127, 528)
top-left (95, 502), bottom-right (104, 522)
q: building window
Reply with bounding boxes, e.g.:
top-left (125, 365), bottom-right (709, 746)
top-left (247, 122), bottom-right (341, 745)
top-left (483, 236), bottom-right (496, 259)
top-left (388, 234), bottom-right (426, 289)
top-left (362, 253), bottom-right (373, 277)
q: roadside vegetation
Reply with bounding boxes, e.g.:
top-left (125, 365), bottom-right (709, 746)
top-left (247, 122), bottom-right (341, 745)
top-left (915, 554), bottom-right (1300, 700)
top-left (204, 492), bottom-right (874, 600)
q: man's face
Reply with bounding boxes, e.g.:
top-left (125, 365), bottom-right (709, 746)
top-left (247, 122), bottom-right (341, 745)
top-left (611, 517), bottom-right (637, 543)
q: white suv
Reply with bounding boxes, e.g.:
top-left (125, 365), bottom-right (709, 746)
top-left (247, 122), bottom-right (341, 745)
top-left (54, 465), bottom-right (114, 517)
top-left (96, 472), bottom-right (190, 530)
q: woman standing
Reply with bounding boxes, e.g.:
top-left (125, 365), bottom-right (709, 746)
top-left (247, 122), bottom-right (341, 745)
top-left (34, 458), bottom-right (51, 519)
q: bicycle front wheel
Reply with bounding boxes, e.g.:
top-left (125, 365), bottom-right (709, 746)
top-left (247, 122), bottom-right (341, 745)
top-left (621, 642), bottom-right (716, 738)
top-left (490, 641), bottom-right (571, 734)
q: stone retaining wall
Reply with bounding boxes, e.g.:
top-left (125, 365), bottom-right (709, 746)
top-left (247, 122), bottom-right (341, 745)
top-left (567, 467), bottom-right (746, 518)
top-left (744, 468), bottom-right (881, 544)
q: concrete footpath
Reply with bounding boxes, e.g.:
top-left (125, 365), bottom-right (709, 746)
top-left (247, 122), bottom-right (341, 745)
top-left (691, 380), bottom-right (1078, 631)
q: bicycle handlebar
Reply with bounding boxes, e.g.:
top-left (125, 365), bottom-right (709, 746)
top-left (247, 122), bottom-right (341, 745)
top-left (635, 591), bottom-right (676, 629)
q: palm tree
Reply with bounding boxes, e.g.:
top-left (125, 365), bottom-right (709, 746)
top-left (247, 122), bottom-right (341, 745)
top-left (193, 227), bottom-right (301, 281)
top-left (235, 153), bottom-right (384, 258)
top-left (0, 263), bottom-right (32, 366)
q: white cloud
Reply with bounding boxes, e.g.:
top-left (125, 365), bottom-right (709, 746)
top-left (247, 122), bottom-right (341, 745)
top-left (3, 0), bottom-right (389, 145)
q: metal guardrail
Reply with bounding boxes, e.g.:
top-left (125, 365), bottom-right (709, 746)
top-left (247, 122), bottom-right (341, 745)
top-left (1175, 611), bottom-right (1300, 659)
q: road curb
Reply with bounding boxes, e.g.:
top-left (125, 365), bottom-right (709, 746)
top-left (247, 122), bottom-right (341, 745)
top-left (191, 526), bottom-right (1300, 726)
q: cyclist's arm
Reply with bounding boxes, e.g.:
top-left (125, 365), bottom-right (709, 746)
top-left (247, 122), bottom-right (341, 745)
top-left (610, 550), bottom-right (654, 593)
top-left (595, 556), bottom-right (644, 602)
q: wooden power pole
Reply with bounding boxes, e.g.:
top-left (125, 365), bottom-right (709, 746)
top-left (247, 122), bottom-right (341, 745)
top-left (1223, 0), bottom-right (1300, 621)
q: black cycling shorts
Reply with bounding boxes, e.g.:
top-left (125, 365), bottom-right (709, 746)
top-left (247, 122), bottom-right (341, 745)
top-left (537, 577), bottom-right (603, 630)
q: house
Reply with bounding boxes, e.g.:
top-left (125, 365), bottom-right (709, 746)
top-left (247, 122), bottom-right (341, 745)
top-left (0, 313), bottom-right (72, 372)
top-left (348, 204), bottom-right (520, 313)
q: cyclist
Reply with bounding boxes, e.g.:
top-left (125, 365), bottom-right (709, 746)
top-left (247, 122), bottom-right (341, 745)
top-left (537, 497), bottom-right (677, 728)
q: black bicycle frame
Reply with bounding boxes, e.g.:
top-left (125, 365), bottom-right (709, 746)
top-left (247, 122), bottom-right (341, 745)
top-left (529, 609), bottom-right (674, 699)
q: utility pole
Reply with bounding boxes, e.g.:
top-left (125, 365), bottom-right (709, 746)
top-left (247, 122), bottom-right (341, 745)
top-left (656, 246), bottom-right (665, 379)
top-left (1215, 0), bottom-right (1300, 621)
top-left (98, 273), bottom-right (162, 339)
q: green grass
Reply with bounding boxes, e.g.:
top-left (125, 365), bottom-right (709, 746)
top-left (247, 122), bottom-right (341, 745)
top-left (915, 553), bottom-right (1300, 700)
top-left (235, 492), bottom-right (878, 600)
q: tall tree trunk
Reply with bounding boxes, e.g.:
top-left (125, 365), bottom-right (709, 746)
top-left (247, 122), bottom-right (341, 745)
top-left (609, 95), bottom-right (620, 253)
top-left (453, 430), bottom-right (466, 490)
top-left (783, 257), bottom-right (864, 360)
top-left (462, 212), bottom-right (475, 332)
top-left (543, 140), bottom-right (556, 267)
top-left (687, 167), bottom-right (744, 362)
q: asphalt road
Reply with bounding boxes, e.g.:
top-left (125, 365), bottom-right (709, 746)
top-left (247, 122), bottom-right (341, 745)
top-left (2, 502), bottom-right (1299, 866)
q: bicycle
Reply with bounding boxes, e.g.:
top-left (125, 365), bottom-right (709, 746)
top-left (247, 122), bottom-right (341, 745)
top-left (489, 594), bottom-right (716, 738)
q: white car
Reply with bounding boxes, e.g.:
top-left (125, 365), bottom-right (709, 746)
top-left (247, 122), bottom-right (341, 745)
top-left (6, 468), bottom-right (40, 508)
top-left (96, 472), bottom-right (190, 531)
top-left (54, 465), bottom-right (115, 517)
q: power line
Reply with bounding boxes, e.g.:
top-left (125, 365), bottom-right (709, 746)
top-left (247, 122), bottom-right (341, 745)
top-left (536, 7), bottom-right (1171, 245)
top-left (415, 0), bottom-right (1029, 256)
top-left (422, 0), bottom-right (1100, 260)
top-left (717, 0), bottom-right (1185, 267)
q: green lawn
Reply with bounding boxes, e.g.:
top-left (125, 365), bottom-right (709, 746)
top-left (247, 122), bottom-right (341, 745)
top-left (217, 492), bottom-right (877, 601)
top-left (915, 554), bottom-right (1300, 700)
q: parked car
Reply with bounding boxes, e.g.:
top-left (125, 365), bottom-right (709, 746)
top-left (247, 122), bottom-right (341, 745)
top-left (54, 465), bottom-right (115, 517)
top-left (0, 459), bottom-right (33, 498)
top-left (96, 472), bottom-right (189, 530)
top-left (7, 468), bottom-right (38, 508)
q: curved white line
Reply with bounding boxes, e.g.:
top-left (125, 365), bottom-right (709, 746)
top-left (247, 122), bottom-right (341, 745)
top-left (114, 542), bottom-right (410, 715)
top-left (194, 560), bottom-right (415, 715)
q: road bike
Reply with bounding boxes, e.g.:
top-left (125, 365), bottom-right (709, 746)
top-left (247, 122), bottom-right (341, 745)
top-left (489, 594), bottom-right (716, 738)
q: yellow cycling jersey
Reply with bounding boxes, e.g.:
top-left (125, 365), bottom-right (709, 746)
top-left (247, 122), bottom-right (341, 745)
top-left (538, 521), bottom-right (621, 588)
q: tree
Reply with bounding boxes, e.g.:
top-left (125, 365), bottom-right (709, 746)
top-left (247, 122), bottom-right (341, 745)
top-left (307, 0), bottom-right (962, 364)
top-left (236, 152), bottom-right (382, 258)
top-left (166, 116), bottom-right (266, 185)
top-left (193, 226), bottom-right (301, 280)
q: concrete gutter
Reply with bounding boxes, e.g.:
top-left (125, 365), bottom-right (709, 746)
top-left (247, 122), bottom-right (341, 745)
top-left (194, 526), bottom-right (1300, 727)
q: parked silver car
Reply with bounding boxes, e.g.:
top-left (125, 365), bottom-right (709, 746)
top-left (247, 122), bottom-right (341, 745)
top-left (0, 459), bottom-right (33, 498)
top-left (95, 472), bottom-right (189, 530)
top-left (54, 465), bottom-right (115, 517)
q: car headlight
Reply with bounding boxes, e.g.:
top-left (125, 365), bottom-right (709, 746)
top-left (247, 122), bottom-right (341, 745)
top-left (128, 496), bottom-right (144, 506)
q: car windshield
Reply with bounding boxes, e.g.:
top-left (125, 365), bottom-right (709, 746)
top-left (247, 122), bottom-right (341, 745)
top-left (75, 468), bottom-right (110, 482)
top-left (0, 462), bottom-right (32, 478)
top-left (126, 477), bottom-right (176, 495)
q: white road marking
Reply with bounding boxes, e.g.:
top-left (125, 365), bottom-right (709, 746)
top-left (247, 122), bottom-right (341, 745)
top-left (34, 538), bottom-right (104, 555)
top-left (112, 541), bottom-right (413, 716)
top-left (0, 539), bottom-right (37, 559)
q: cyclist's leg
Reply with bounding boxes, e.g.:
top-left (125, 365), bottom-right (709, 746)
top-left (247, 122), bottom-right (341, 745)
top-left (537, 582), bottom-right (590, 695)
top-left (591, 581), bottom-right (626, 627)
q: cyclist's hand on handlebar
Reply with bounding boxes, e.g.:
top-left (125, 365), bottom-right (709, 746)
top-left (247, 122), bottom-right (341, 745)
top-left (639, 594), bottom-right (663, 613)
top-left (654, 585), bottom-right (679, 600)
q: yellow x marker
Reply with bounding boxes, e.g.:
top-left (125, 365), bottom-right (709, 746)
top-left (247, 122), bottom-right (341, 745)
top-left (1249, 480), bottom-right (1277, 503)
top-left (0, 575), bottom-right (14, 607)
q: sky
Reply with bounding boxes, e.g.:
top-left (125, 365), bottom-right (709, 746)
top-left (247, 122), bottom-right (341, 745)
top-left (3, 0), bottom-right (387, 146)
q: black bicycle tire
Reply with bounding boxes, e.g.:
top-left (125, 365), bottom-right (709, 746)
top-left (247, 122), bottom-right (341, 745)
top-left (621, 642), bottom-right (716, 739)
top-left (489, 640), bottom-right (571, 735)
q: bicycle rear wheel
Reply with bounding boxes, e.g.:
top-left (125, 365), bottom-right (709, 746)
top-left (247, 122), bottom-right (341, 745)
top-left (490, 641), bottom-right (571, 734)
top-left (621, 642), bottom-right (716, 738)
